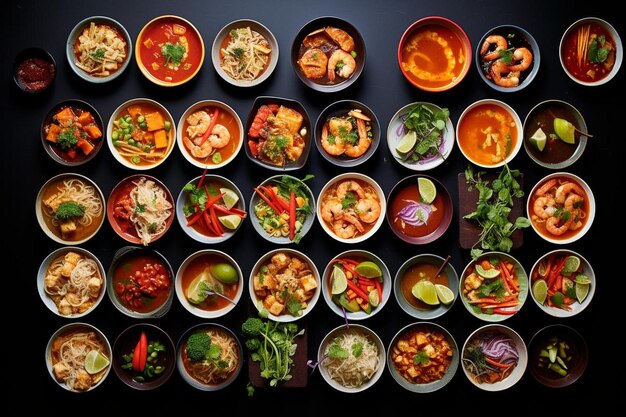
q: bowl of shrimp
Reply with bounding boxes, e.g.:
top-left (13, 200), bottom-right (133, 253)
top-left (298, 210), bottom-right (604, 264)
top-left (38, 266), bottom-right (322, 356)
top-left (314, 100), bottom-right (380, 167)
top-left (176, 100), bottom-right (244, 169)
top-left (291, 16), bottom-right (366, 93)
top-left (527, 172), bottom-right (595, 244)
top-left (476, 25), bottom-right (540, 92)
top-left (317, 173), bottom-right (386, 244)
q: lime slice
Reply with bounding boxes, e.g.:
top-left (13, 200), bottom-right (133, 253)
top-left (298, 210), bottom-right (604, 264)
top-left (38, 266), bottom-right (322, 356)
top-left (532, 279), bottom-right (548, 305)
top-left (475, 264), bottom-right (501, 279)
top-left (537, 260), bottom-right (549, 278)
top-left (575, 282), bottom-right (590, 303)
top-left (396, 130), bottom-right (417, 153)
top-left (220, 187), bottom-right (239, 210)
top-left (411, 279), bottom-right (440, 306)
top-left (418, 177), bottom-right (437, 204)
top-left (554, 118), bottom-right (576, 144)
top-left (368, 289), bottom-right (380, 307)
top-left (84, 350), bottom-right (110, 375)
top-left (561, 255), bottom-right (581, 276)
top-left (529, 127), bottom-right (547, 151)
top-left (331, 266), bottom-right (348, 295)
top-left (218, 214), bottom-right (241, 230)
top-left (574, 274), bottom-right (592, 285)
top-left (435, 284), bottom-right (454, 305)
top-left (187, 268), bottom-right (211, 304)
top-left (562, 277), bottom-right (575, 298)
top-left (212, 263), bottom-right (238, 284)
top-left (354, 261), bottom-right (382, 278)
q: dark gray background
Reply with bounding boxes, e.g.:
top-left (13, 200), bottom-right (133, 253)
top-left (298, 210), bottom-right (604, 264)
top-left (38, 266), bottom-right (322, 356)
top-left (3, 0), bottom-right (622, 413)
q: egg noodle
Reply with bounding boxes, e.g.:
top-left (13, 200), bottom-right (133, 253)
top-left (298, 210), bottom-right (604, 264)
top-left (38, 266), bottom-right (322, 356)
top-left (184, 329), bottom-right (240, 385)
top-left (323, 331), bottom-right (380, 388)
top-left (220, 27), bottom-right (271, 81)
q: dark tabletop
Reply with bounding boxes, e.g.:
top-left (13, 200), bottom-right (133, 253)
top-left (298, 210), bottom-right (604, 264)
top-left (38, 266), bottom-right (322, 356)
top-left (3, 0), bottom-right (623, 414)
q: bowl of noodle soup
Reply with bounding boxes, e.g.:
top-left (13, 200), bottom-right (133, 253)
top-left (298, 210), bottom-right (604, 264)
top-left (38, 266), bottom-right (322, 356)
top-left (317, 324), bottom-right (385, 393)
top-left (212, 19), bottom-right (279, 87)
top-left (36, 173), bottom-right (105, 245)
top-left (107, 174), bottom-right (174, 246)
top-left (38, 247), bottom-right (106, 318)
top-left (177, 323), bottom-right (243, 391)
top-left (46, 322), bottom-right (112, 392)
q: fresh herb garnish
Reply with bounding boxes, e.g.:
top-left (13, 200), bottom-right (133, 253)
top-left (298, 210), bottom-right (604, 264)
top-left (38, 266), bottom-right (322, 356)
top-left (351, 342), bottom-right (363, 358)
top-left (90, 48), bottom-right (105, 60)
top-left (400, 104), bottom-right (449, 163)
top-left (413, 350), bottom-right (430, 365)
top-left (328, 339), bottom-right (349, 360)
top-left (498, 48), bottom-right (515, 65)
top-left (57, 128), bottom-right (78, 150)
top-left (588, 35), bottom-right (610, 64)
top-left (341, 191), bottom-right (357, 209)
top-left (182, 183), bottom-right (208, 216)
top-left (230, 47), bottom-right (245, 60)
top-left (161, 42), bottom-right (185, 66)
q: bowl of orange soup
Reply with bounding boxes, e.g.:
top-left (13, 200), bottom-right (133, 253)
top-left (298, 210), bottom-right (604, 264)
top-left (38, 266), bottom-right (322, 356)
top-left (135, 15), bottom-right (205, 87)
top-left (176, 250), bottom-right (243, 319)
top-left (398, 16), bottom-right (472, 92)
top-left (456, 99), bottom-right (523, 168)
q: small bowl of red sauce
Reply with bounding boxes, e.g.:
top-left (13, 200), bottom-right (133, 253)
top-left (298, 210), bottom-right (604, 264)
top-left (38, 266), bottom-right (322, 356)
top-left (13, 47), bottom-right (56, 93)
top-left (560, 17), bottom-right (622, 86)
top-left (107, 246), bottom-right (174, 318)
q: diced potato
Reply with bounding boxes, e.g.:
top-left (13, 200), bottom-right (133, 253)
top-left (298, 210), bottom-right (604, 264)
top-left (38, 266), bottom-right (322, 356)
top-left (76, 138), bottom-right (95, 155)
top-left (153, 130), bottom-right (168, 149)
top-left (145, 112), bottom-right (165, 131)
top-left (77, 112), bottom-right (94, 125)
top-left (143, 38), bottom-right (154, 48)
top-left (275, 106), bottom-right (303, 134)
top-left (46, 124), bottom-right (62, 142)
top-left (173, 24), bottom-right (186, 35)
top-left (84, 125), bottom-right (102, 140)
top-left (299, 275), bottom-right (317, 292)
top-left (54, 108), bottom-right (75, 125)
top-left (126, 105), bottom-right (143, 119)
top-left (268, 301), bottom-right (284, 316)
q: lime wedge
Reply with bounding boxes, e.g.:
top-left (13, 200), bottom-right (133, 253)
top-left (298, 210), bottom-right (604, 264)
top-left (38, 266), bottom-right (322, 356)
top-left (218, 214), bottom-right (241, 230)
top-left (529, 127), bottom-right (547, 151)
top-left (554, 118), bottom-right (576, 144)
top-left (212, 263), bottom-right (238, 284)
top-left (575, 282), bottom-right (590, 303)
top-left (84, 350), bottom-right (110, 375)
top-left (574, 274), bottom-right (592, 285)
top-left (411, 279), bottom-right (439, 306)
top-left (475, 264), bottom-right (501, 279)
top-left (354, 261), bottom-right (382, 278)
top-left (187, 268), bottom-right (211, 304)
top-left (331, 266), bottom-right (348, 295)
top-left (220, 188), bottom-right (239, 210)
top-left (561, 255), bottom-right (581, 276)
top-left (435, 284), bottom-right (454, 305)
top-left (562, 277), bottom-right (575, 297)
top-left (418, 177), bottom-right (437, 204)
top-left (532, 279), bottom-right (548, 305)
top-left (368, 289), bottom-right (380, 307)
top-left (396, 130), bottom-right (417, 154)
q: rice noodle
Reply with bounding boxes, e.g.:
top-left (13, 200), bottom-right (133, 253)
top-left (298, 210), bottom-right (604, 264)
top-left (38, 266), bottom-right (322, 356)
top-left (322, 331), bottom-right (380, 388)
top-left (51, 331), bottom-right (108, 391)
top-left (184, 329), bottom-right (240, 385)
top-left (220, 26), bottom-right (271, 81)
top-left (129, 177), bottom-right (172, 245)
top-left (74, 22), bottom-right (127, 77)
top-left (43, 178), bottom-right (103, 228)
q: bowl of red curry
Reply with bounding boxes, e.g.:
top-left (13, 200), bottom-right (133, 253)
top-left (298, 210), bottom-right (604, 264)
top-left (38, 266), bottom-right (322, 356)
top-left (107, 246), bottom-right (174, 318)
top-left (13, 47), bottom-right (56, 93)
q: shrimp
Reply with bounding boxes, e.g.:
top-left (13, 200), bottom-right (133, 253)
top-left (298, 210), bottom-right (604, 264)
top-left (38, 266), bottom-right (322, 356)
top-left (356, 198), bottom-right (381, 223)
top-left (320, 124), bottom-right (345, 156)
top-left (533, 196), bottom-right (556, 220)
top-left (564, 193), bottom-right (584, 212)
top-left (480, 35), bottom-right (507, 61)
top-left (490, 60), bottom-right (520, 88)
top-left (333, 220), bottom-right (357, 239)
top-left (321, 198), bottom-right (343, 222)
top-left (555, 182), bottom-right (585, 204)
top-left (324, 27), bottom-right (355, 52)
top-left (535, 179), bottom-right (557, 197)
top-left (340, 213), bottom-right (364, 233)
top-left (328, 49), bottom-right (356, 81)
top-left (344, 118), bottom-right (371, 158)
top-left (546, 215), bottom-right (574, 236)
top-left (186, 110), bottom-right (211, 139)
top-left (507, 47), bottom-right (533, 72)
top-left (207, 124), bottom-right (230, 149)
top-left (183, 136), bottom-right (212, 158)
top-left (337, 180), bottom-right (365, 200)
top-left (569, 210), bottom-right (584, 231)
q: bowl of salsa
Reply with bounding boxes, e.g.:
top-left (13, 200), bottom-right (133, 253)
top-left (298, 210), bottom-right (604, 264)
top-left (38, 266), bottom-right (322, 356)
top-left (13, 47), bottom-right (56, 93)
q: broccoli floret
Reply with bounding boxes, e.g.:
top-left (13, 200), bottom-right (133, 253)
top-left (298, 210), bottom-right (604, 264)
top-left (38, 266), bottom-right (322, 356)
top-left (57, 128), bottom-right (78, 150)
top-left (186, 332), bottom-right (211, 362)
top-left (284, 323), bottom-right (299, 335)
top-left (55, 202), bottom-right (85, 220)
top-left (245, 338), bottom-right (261, 351)
top-left (241, 317), bottom-right (265, 337)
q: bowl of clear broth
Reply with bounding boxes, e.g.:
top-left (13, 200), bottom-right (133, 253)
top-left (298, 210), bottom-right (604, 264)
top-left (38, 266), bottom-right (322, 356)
top-left (398, 16), bottom-right (472, 92)
top-left (560, 17), bottom-right (622, 86)
top-left (523, 100), bottom-right (588, 169)
top-left (394, 254), bottom-right (458, 320)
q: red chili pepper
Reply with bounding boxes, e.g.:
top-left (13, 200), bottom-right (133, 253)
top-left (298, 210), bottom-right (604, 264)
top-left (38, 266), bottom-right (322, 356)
top-left (289, 191), bottom-right (296, 241)
top-left (254, 188), bottom-right (281, 213)
top-left (199, 108), bottom-right (220, 146)
top-left (139, 331), bottom-right (148, 371)
top-left (248, 140), bottom-right (258, 157)
top-left (210, 206), bottom-right (223, 235)
top-left (132, 338), bottom-right (141, 371)
top-left (213, 204), bottom-right (246, 218)
top-left (345, 278), bottom-right (370, 300)
top-left (491, 308), bottom-right (519, 315)
top-left (197, 167), bottom-right (208, 188)
top-left (374, 279), bottom-right (382, 304)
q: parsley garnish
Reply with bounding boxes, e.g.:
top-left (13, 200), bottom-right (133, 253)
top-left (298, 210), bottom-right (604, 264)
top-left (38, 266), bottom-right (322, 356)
top-left (341, 191), bottom-right (357, 210)
top-left (90, 48), bottom-right (105, 60)
top-left (413, 350), bottom-right (430, 365)
top-left (161, 42), bottom-right (185, 66)
top-left (588, 35), bottom-right (610, 64)
top-left (230, 47), bottom-right (245, 60)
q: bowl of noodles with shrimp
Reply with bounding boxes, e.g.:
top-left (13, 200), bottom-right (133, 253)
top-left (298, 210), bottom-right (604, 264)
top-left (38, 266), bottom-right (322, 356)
top-left (317, 324), bottom-right (385, 393)
top-left (38, 246), bottom-right (106, 318)
top-left (107, 174), bottom-right (175, 246)
top-left (212, 19), bottom-right (279, 87)
top-left (46, 322), bottom-right (112, 392)
top-left (177, 323), bottom-right (243, 391)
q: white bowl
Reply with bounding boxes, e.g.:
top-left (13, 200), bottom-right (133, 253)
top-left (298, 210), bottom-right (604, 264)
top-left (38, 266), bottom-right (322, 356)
top-left (37, 247), bottom-right (106, 318)
top-left (387, 102), bottom-right (455, 171)
top-left (249, 248), bottom-right (320, 322)
top-left (45, 322), bottom-right (112, 392)
top-left (107, 98), bottom-right (176, 170)
top-left (211, 19), bottom-right (279, 87)
top-left (321, 250), bottom-right (391, 320)
top-left (529, 249), bottom-right (595, 317)
top-left (559, 17), bottom-right (623, 86)
top-left (316, 172), bottom-right (386, 244)
top-left (456, 99), bottom-right (523, 168)
top-left (461, 324), bottom-right (527, 392)
top-left (176, 100), bottom-right (243, 169)
top-left (176, 174), bottom-right (246, 244)
top-left (175, 249), bottom-right (243, 319)
top-left (317, 324), bottom-right (386, 393)
top-left (526, 172), bottom-right (595, 244)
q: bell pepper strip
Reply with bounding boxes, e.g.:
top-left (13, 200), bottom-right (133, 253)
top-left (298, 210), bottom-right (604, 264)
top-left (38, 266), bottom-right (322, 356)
top-left (213, 204), bottom-right (246, 217)
top-left (345, 278), bottom-right (370, 300)
top-left (481, 300), bottom-right (519, 309)
top-left (210, 206), bottom-right (223, 235)
top-left (491, 308), bottom-right (518, 315)
top-left (254, 188), bottom-right (281, 213)
top-left (289, 191), bottom-right (296, 240)
top-left (374, 279), bottom-right (382, 303)
top-left (139, 331), bottom-right (148, 371)
top-left (197, 167), bottom-right (208, 188)
top-left (132, 339), bottom-right (141, 371)
top-left (199, 108), bottom-right (220, 146)
top-left (248, 140), bottom-right (258, 157)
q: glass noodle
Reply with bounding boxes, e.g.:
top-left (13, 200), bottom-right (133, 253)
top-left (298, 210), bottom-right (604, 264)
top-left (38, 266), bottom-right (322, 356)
top-left (129, 177), bottom-right (172, 245)
top-left (322, 331), bottom-right (380, 388)
top-left (220, 27), bottom-right (271, 81)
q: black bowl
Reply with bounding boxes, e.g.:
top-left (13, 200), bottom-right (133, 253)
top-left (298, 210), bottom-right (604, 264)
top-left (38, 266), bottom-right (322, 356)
top-left (13, 47), bottom-right (56, 93)
top-left (291, 16), bottom-right (366, 92)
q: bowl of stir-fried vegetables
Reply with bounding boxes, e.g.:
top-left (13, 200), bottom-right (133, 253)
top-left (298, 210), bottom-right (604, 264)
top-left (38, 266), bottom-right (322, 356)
top-left (249, 174), bottom-right (315, 244)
